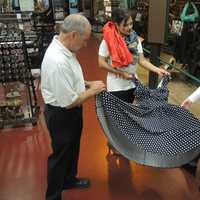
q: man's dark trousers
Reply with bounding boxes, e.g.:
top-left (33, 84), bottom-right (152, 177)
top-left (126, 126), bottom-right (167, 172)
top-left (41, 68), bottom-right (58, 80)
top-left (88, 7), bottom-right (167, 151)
top-left (44, 104), bottom-right (83, 200)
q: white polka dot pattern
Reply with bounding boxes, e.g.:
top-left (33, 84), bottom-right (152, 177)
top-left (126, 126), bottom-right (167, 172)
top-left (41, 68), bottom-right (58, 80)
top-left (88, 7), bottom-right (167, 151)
top-left (96, 75), bottom-right (200, 168)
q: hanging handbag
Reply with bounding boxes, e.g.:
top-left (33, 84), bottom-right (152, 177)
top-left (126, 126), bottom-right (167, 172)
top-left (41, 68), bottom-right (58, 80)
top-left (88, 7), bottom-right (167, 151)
top-left (180, 2), bottom-right (199, 23)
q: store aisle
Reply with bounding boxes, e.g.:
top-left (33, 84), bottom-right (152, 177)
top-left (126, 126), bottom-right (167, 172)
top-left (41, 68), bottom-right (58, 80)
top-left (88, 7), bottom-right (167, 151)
top-left (0, 36), bottom-right (199, 200)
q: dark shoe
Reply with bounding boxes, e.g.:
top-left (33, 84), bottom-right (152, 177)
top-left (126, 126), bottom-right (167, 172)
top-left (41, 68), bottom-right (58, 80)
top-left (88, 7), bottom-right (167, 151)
top-left (63, 178), bottom-right (90, 190)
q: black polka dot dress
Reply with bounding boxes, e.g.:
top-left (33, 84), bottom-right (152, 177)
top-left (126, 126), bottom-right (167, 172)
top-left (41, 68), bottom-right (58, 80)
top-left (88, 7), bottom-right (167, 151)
top-left (96, 75), bottom-right (200, 168)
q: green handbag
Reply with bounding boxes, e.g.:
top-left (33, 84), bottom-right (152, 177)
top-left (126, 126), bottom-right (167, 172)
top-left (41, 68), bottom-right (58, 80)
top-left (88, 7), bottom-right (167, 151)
top-left (180, 2), bottom-right (199, 22)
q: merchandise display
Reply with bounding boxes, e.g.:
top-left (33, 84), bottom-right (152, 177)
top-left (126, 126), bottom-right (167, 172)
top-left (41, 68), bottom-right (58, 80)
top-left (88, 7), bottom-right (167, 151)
top-left (0, 27), bottom-right (39, 128)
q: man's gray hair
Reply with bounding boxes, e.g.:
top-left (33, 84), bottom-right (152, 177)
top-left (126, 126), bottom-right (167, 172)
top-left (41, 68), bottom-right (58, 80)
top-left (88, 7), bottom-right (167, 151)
top-left (60, 14), bottom-right (91, 34)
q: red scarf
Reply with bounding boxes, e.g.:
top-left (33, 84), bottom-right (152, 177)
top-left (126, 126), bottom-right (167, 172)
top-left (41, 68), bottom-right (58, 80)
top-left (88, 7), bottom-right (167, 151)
top-left (103, 21), bottom-right (133, 68)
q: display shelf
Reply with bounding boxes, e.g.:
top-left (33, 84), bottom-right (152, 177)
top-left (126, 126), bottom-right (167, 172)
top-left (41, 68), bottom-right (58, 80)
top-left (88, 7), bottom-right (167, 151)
top-left (0, 27), bottom-right (39, 128)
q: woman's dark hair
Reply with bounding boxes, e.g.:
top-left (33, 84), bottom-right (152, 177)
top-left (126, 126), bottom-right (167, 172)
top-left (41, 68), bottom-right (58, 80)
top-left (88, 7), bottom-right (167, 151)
top-left (112, 8), bottom-right (132, 26)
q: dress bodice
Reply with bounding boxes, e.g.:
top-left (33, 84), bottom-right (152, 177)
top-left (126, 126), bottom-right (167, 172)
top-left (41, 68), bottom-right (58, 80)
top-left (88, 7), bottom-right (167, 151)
top-left (133, 75), bottom-right (170, 108)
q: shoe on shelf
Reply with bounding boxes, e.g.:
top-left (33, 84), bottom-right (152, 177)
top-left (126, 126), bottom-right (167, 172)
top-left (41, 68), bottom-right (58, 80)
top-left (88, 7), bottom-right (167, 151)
top-left (6, 90), bottom-right (21, 99)
top-left (63, 177), bottom-right (90, 190)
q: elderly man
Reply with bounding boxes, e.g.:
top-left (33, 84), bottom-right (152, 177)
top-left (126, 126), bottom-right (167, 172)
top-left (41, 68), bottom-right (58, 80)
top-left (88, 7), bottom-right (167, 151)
top-left (41, 14), bottom-right (105, 200)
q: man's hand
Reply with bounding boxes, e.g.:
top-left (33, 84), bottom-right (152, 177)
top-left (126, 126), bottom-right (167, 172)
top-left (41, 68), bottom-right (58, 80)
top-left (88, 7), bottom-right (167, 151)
top-left (181, 99), bottom-right (193, 109)
top-left (67, 81), bottom-right (105, 109)
top-left (87, 81), bottom-right (106, 95)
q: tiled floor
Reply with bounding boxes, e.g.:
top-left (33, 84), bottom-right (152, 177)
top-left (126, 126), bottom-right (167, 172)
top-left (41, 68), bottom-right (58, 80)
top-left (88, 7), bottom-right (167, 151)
top-left (0, 36), bottom-right (200, 200)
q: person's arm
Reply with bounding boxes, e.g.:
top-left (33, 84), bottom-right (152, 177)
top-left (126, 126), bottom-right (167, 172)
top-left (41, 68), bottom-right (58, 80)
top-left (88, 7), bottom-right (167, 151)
top-left (181, 87), bottom-right (200, 109)
top-left (98, 56), bottom-right (133, 79)
top-left (48, 61), bottom-right (105, 109)
top-left (67, 81), bottom-right (106, 109)
top-left (98, 39), bottom-right (133, 80)
top-left (138, 53), bottom-right (169, 76)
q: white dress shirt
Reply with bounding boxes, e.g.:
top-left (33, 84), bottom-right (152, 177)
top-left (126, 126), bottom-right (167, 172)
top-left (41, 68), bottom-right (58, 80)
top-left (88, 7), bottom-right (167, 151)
top-left (98, 39), bottom-right (143, 92)
top-left (41, 36), bottom-right (85, 108)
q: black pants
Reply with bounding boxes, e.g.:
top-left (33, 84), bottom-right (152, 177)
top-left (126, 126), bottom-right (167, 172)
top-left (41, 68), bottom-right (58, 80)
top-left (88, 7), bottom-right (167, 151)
top-left (110, 88), bottom-right (135, 103)
top-left (44, 104), bottom-right (83, 200)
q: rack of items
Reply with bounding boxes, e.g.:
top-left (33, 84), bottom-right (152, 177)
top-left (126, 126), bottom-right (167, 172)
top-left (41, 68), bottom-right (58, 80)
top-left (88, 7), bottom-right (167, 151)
top-left (0, 0), bottom-right (56, 69)
top-left (29, 3), bottom-right (55, 69)
top-left (0, 26), bottom-right (39, 128)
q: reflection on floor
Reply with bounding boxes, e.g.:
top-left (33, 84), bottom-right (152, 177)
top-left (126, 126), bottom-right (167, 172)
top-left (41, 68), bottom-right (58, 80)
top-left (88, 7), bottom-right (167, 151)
top-left (0, 36), bottom-right (200, 200)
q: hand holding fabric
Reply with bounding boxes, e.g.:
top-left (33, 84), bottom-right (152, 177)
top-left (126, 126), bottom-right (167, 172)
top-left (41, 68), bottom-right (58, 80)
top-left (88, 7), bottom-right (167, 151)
top-left (86, 81), bottom-right (106, 95)
top-left (156, 68), bottom-right (170, 77)
top-left (181, 99), bottom-right (193, 109)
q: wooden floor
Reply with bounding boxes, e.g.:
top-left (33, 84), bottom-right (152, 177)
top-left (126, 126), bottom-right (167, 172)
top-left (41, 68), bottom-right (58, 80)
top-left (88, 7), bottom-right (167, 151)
top-left (0, 36), bottom-right (200, 200)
